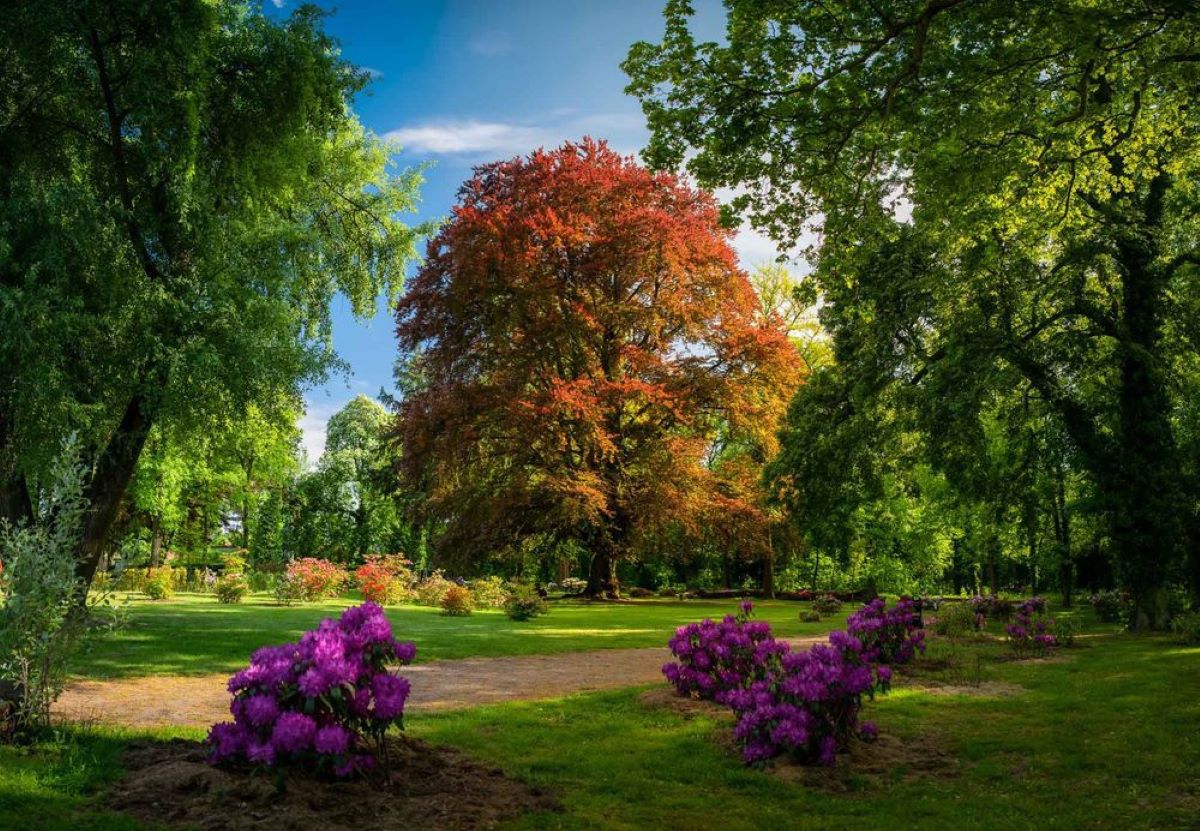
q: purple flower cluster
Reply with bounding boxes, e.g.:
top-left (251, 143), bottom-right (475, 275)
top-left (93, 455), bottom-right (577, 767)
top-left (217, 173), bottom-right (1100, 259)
top-left (661, 602), bottom-right (787, 704)
top-left (663, 599), bottom-right (923, 767)
top-left (207, 602), bottom-right (416, 777)
top-left (1005, 597), bottom-right (1056, 653)
top-left (845, 597), bottom-right (926, 665)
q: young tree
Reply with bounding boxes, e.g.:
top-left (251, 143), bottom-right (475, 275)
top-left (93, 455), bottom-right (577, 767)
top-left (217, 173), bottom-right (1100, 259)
top-left (395, 139), bottom-right (800, 596)
top-left (0, 1), bottom-right (427, 592)
top-left (627, 1), bottom-right (1200, 627)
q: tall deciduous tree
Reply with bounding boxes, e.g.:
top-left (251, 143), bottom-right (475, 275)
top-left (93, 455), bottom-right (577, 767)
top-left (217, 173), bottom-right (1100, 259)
top-left (395, 139), bottom-right (800, 597)
top-left (627, 1), bottom-right (1200, 627)
top-left (0, 1), bottom-right (426, 591)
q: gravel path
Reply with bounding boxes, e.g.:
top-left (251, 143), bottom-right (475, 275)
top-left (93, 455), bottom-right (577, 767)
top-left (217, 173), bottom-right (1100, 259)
top-left (56, 637), bottom-right (827, 729)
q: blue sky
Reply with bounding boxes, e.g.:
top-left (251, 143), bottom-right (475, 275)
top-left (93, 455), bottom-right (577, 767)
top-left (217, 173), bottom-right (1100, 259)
top-left (290, 0), bottom-right (789, 461)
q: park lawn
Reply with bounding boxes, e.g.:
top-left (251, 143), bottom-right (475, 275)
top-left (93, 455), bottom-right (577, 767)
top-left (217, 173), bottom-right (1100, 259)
top-left (410, 626), bottom-right (1200, 830)
top-left (70, 594), bottom-right (840, 680)
top-left (7, 617), bottom-right (1199, 831)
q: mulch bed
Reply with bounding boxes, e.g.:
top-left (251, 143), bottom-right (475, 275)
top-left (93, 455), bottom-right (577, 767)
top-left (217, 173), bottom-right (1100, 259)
top-left (109, 736), bottom-right (559, 831)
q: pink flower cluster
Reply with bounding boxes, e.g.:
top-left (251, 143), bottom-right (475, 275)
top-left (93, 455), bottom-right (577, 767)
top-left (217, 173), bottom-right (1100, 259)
top-left (1005, 597), bottom-right (1056, 653)
top-left (663, 599), bottom-right (922, 767)
top-left (207, 602), bottom-right (416, 777)
top-left (846, 597), bottom-right (926, 665)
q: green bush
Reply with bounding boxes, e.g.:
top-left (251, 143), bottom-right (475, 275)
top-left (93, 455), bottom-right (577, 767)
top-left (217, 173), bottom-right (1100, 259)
top-left (1173, 611), bottom-right (1200, 644)
top-left (799, 609), bottom-right (821, 623)
top-left (468, 576), bottom-right (509, 609)
top-left (273, 572), bottom-right (305, 606)
top-left (505, 585), bottom-right (549, 621)
top-left (933, 601), bottom-right (981, 638)
top-left (1052, 615), bottom-right (1082, 647)
top-left (143, 569), bottom-right (176, 601)
top-left (214, 574), bottom-right (249, 604)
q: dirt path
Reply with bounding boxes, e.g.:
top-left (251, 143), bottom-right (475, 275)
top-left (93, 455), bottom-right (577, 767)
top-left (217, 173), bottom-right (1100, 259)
top-left (56, 637), bottom-right (826, 730)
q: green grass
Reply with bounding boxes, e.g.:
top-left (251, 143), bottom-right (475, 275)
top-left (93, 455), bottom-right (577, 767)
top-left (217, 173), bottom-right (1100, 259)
top-left (71, 594), bottom-right (840, 680)
top-left (409, 627), bottom-right (1200, 829)
top-left (8, 619), bottom-right (1199, 830)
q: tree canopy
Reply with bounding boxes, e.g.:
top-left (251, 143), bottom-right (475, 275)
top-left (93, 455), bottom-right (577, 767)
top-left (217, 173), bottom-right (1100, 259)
top-left (0, 0), bottom-right (427, 586)
top-left (627, 0), bottom-right (1200, 626)
top-left (394, 139), bottom-right (801, 596)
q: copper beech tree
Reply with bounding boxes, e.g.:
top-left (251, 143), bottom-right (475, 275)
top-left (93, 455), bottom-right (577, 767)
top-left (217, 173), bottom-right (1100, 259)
top-left (394, 140), bottom-right (801, 597)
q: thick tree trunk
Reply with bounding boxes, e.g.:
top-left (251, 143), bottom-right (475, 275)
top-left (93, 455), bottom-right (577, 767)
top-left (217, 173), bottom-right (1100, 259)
top-left (76, 393), bottom-right (155, 590)
top-left (1109, 174), bottom-right (1181, 631)
top-left (585, 544), bottom-right (618, 598)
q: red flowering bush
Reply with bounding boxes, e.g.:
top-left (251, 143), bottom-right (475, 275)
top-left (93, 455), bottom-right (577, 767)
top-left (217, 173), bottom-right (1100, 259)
top-left (207, 602), bottom-right (416, 779)
top-left (354, 555), bottom-right (413, 605)
top-left (282, 558), bottom-right (348, 602)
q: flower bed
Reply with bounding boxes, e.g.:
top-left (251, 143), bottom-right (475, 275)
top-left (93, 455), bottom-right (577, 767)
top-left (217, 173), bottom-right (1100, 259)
top-left (207, 601), bottom-right (415, 778)
top-left (661, 601), bottom-right (786, 704)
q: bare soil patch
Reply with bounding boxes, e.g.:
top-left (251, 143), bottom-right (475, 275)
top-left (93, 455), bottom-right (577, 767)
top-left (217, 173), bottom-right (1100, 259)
top-left (898, 680), bottom-right (1025, 697)
top-left (109, 736), bottom-right (558, 831)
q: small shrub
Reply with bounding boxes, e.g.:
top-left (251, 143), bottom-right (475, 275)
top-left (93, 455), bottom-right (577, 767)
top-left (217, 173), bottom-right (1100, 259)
top-left (207, 602), bottom-right (416, 778)
top-left (812, 594), bottom-right (842, 615)
top-left (468, 575), bottom-right (509, 609)
top-left (559, 576), bottom-right (587, 595)
top-left (969, 594), bottom-right (1014, 621)
top-left (627, 586), bottom-right (655, 599)
top-left (143, 568), bottom-right (176, 600)
top-left (1173, 610), bottom-right (1200, 644)
top-left (505, 585), bottom-right (549, 620)
top-left (273, 572), bottom-right (306, 606)
top-left (246, 571), bottom-right (274, 593)
top-left (800, 609), bottom-right (822, 623)
top-left (169, 567), bottom-right (189, 593)
top-left (283, 558), bottom-right (348, 602)
top-left (1005, 597), bottom-right (1057, 654)
top-left (1089, 590), bottom-right (1130, 623)
top-left (355, 555), bottom-right (414, 606)
top-left (933, 602), bottom-right (984, 638)
top-left (215, 574), bottom-right (249, 604)
top-left (441, 584), bottom-right (474, 616)
top-left (1052, 615), bottom-right (1081, 647)
top-left (116, 567), bottom-right (149, 593)
top-left (415, 570), bottom-right (456, 606)
top-left (846, 598), bottom-right (926, 665)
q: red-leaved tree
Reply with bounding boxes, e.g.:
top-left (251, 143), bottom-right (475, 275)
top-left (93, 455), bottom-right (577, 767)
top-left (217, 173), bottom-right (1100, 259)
top-left (394, 139), bottom-right (801, 597)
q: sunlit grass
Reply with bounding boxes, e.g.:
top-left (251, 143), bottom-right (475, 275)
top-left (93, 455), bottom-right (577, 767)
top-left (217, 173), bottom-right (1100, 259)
top-left (71, 594), bottom-right (843, 680)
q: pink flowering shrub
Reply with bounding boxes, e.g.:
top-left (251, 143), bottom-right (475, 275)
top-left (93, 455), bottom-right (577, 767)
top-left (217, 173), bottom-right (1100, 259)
top-left (206, 601), bottom-right (415, 778)
top-left (845, 598), bottom-right (926, 665)
top-left (662, 601), bottom-right (788, 704)
top-left (663, 601), bottom-right (910, 767)
top-left (283, 557), bottom-right (348, 602)
top-left (724, 630), bottom-right (886, 765)
top-left (1005, 597), bottom-right (1056, 654)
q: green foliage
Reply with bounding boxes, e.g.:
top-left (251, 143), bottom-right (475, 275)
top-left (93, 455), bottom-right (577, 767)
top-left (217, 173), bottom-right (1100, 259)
top-left (415, 571), bottom-right (456, 607)
top-left (468, 576), bottom-right (509, 610)
top-left (0, 441), bottom-right (90, 731)
top-left (142, 570), bottom-right (176, 601)
top-left (1173, 611), bottom-right (1200, 645)
top-left (504, 584), bottom-right (549, 621)
top-left (933, 603), bottom-right (982, 639)
top-left (213, 575), bottom-right (249, 605)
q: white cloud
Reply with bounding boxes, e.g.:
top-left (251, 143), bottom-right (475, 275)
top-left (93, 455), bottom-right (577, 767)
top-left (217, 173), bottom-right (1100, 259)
top-left (297, 398), bottom-right (348, 468)
top-left (270, 0), bottom-right (284, 7)
top-left (361, 66), bottom-right (385, 80)
top-left (384, 113), bottom-right (647, 162)
top-left (385, 121), bottom-right (557, 157)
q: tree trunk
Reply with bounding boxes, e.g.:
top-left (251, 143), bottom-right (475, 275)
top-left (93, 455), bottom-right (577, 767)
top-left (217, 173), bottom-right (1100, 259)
top-left (585, 544), bottom-right (618, 598)
top-left (76, 393), bottom-right (155, 590)
top-left (0, 473), bottom-right (32, 527)
top-left (1109, 173), bottom-right (1181, 630)
top-left (761, 530), bottom-right (776, 599)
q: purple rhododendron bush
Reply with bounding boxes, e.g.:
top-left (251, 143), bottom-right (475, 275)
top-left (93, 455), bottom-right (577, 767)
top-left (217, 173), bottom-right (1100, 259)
top-left (207, 601), bottom-right (416, 778)
top-left (662, 599), bottom-right (926, 767)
